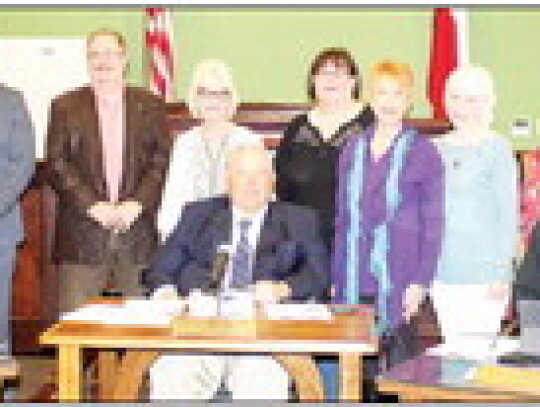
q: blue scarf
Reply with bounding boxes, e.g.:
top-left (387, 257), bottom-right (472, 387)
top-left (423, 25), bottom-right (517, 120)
top-left (345, 128), bottom-right (414, 331)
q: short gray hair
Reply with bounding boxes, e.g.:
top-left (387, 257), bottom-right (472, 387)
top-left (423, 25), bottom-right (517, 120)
top-left (224, 144), bottom-right (273, 176)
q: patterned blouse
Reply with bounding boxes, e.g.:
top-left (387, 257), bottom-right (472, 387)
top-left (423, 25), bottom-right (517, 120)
top-left (275, 106), bottom-right (375, 248)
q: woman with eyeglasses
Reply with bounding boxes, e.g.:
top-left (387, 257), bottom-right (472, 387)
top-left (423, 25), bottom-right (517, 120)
top-left (275, 48), bottom-right (375, 254)
top-left (157, 59), bottom-right (263, 242)
top-left (275, 47), bottom-right (374, 401)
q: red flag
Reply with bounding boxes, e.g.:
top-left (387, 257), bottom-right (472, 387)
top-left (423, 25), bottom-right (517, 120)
top-left (428, 8), bottom-right (458, 120)
top-left (145, 7), bottom-right (175, 102)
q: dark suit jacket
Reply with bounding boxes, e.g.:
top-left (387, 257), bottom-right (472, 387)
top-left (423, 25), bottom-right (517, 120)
top-left (514, 222), bottom-right (540, 300)
top-left (0, 85), bottom-right (35, 249)
top-left (46, 85), bottom-right (172, 265)
top-left (144, 196), bottom-right (330, 301)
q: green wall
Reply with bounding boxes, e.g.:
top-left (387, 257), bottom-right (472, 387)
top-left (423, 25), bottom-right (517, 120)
top-left (0, 8), bottom-right (145, 86)
top-left (0, 7), bottom-right (539, 149)
top-left (173, 8), bottom-right (432, 119)
top-left (470, 8), bottom-right (540, 150)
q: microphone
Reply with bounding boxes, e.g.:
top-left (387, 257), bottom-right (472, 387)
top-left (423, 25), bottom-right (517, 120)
top-left (101, 229), bottom-right (123, 298)
top-left (207, 244), bottom-right (231, 295)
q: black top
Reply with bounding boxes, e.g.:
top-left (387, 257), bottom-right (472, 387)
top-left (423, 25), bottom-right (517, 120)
top-left (275, 106), bottom-right (375, 249)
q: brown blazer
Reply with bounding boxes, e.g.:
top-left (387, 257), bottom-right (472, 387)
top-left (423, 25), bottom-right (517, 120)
top-left (46, 85), bottom-right (172, 265)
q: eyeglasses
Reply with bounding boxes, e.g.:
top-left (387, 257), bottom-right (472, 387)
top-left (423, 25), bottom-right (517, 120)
top-left (87, 50), bottom-right (124, 59)
top-left (196, 87), bottom-right (232, 98)
top-left (315, 68), bottom-right (350, 78)
top-left (448, 94), bottom-right (489, 105)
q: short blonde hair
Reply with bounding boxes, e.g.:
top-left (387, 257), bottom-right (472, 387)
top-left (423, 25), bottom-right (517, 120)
top-left (186, 59), bottom-right (240, 119)
top-left (367, 60), bottom-right (414, 96)
top-left (87, 29), bottom-right (128, 53)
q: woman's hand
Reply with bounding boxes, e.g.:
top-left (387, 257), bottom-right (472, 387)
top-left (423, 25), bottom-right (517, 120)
top-left (486, 281), bottom-right (510, 302)
top-left (403, 284), bottom-right (425, 321)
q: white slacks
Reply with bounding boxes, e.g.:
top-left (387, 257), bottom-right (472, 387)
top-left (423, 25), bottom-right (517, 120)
top-left (149, 353), bottom-right (290, 400)
top-left (431, 281), bottom-right (510, 342)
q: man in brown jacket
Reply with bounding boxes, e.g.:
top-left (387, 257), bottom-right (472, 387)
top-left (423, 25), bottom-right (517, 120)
top-left (46, 30), bottom-right (172, 313)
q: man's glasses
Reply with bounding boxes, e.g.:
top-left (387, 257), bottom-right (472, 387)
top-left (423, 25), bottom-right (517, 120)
top-left (87, 50), bottom-right (124, 59)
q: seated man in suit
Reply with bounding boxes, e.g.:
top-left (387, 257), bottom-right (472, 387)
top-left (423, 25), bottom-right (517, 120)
top-left (144, 144), bottom-right (329, 400)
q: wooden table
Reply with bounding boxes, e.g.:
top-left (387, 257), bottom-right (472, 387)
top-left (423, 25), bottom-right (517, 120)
top-left (377, 353), bottom-right (540, 402)
top-left (40, 300), bottom-right (377, 402)
top-left (0, 358), bottom-right (18, 401)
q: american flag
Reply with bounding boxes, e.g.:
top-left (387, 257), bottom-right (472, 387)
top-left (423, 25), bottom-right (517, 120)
top-left (145, 7), bottom-right (176, 102)
top-left (428, 8), bottom-right (469, 120)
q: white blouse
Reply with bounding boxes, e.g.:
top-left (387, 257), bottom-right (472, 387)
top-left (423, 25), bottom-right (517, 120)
top-left (157, 124), bottom-right (263, 241)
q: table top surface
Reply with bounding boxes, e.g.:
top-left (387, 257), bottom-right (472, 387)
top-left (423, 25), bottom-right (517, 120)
top-left (39, 300), bottom-right (378, 354)
top-left (378, 352), bottom-right (540, 399)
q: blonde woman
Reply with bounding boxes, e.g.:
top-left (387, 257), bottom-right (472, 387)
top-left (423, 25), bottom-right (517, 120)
top-left (432, 66), bottom-right (518, 349)
top-left (157, 59), bottom-right (262, 241)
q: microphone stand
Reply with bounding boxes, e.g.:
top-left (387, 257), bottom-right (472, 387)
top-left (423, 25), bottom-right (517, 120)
top-left (207, 248), bottom-right (230, 317)
top-left (100, 228), bottom-right (124, 298)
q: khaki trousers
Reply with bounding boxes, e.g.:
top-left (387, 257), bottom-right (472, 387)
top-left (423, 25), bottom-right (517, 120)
top-left (58, 263), bottom-right (146, 314)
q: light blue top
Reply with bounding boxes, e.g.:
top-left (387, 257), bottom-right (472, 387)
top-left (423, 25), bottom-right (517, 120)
top-left (435, 135), bottom-right (518, 284)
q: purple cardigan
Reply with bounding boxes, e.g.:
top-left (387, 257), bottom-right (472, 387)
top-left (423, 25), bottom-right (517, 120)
top-left (332, 126), bottom-right (444, 328)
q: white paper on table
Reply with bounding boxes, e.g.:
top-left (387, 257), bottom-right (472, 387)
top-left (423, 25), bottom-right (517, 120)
top-left (186, 290), bottom-right (257, 319)
top-left (427, 336), bottom-right (521, 361)
top-left (219, 293), bottom-right (256, 319)
top-left (264, 303), bottom-right (332, 321)
top-left (60, 298), bottom-right (185, 326)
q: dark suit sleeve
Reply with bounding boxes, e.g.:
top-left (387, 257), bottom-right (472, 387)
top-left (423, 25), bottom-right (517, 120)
top-left (46, 97), bottom-right (99, 213)
top-left (144, 202), bottom-right (215, 296)
top-left (0, 89), bottom-right (35, 217)
top-left (514, 223), bottom-right (540, 300)
top-left (275, 118), bottom-right (299, 203)
top-left (128, 94), bottom-right (171, 214)
top-left (143, 202), bottom-right (198, 292)
top-left (286, 207), bottom-right (330, 301)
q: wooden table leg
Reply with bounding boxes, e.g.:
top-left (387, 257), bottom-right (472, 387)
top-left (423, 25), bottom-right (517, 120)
top-left (98, 350), bottom-right (119, 400)
top-left (274, 354), bottom-right (324, 401)
top-left (339, 352), bottom-right (362, 402)
top-left (113, 351), bottom-right (160, 401)
top-left (58, 345), bottom-right (82, 401)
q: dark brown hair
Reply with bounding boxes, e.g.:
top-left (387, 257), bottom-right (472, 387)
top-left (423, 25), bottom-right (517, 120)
top-left (308, 47), bottom-right (361, 101)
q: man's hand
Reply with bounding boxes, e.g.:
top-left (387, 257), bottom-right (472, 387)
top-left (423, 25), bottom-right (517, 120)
top-left (87, 201), bottom-right (118, 229)
top-left (254, 281), bottom-right (291, 304)
top-left (115, 200), bottom-right (143, 232)
top-left (403, 284), bottom-right (425, 321)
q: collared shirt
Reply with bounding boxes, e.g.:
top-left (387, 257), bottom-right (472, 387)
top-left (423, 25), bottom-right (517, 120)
top-left (95, 88), bottom-right (125, 203)
top-left (221, 204), bottom-right (268, 293)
